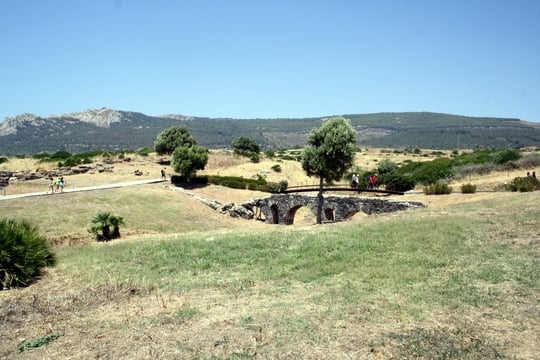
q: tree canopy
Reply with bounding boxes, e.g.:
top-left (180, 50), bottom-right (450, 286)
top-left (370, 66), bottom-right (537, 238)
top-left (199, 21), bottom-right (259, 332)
top-left (301, 116), bottom-right (356, 183)
top-left (154, 126), bottom-right (197, 155)
top-left (301, 116), bottom-right (356, 223)
top-left (171, 145), bottom-right (209, 179)
top-left (232, 136), bottom-right (260, 153)
top-left (232, 136), bottom-right (261, 163)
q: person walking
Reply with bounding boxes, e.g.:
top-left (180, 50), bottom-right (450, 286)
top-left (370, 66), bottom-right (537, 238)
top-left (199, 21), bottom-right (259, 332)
top-left (58, 177), bottom-right (65, 192)
top-left (46, 177), bottom-right (55, 194)
top-left (351, 173), bottom-right (358, 189)
top-left (161, 168), bottom-right (167, 180)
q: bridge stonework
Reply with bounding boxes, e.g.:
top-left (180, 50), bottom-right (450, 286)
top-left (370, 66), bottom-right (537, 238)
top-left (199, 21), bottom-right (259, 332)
top-left (245, 194), bottom-right (426, 225)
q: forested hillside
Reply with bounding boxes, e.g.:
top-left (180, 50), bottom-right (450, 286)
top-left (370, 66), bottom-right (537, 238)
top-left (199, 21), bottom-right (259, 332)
top-left (0, 110), bottom-right (539, 155)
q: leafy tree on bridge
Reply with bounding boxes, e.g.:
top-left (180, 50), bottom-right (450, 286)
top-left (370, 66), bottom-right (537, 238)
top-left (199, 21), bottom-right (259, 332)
top-left (301, 116), bottom-right (356, 224)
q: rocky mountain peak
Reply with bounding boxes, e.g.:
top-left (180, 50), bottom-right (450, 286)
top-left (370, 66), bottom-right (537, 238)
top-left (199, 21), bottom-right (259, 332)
top-left (61, 107), bottom-right (125, 128)
top-left (159, 114), bottom-right (194, 121)
top-left (0, 113), bottom-right (42, 136)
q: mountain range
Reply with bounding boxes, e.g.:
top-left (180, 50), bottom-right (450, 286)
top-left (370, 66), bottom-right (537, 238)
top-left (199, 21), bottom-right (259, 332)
top-left (1, 108), bottom-right (539, 156)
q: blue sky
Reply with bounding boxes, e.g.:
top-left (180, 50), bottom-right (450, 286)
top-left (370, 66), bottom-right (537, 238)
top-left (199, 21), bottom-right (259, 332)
top-left (1, 0), bottom-right (539, 122)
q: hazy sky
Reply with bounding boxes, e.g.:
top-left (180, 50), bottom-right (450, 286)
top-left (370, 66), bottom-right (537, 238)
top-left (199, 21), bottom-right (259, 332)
top-left (1, 0), bottom-right (539, 122)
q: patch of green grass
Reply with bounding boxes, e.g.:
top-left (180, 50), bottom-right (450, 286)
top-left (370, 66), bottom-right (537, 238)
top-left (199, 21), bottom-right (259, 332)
top-left (3, 189), bottom-right (539, 358)
top-left (55, 198), bottom-right (538, 321)
top-left (18, 332), bottom-right (62, 353)
top-left (0, 186), bottom-right (240, 241)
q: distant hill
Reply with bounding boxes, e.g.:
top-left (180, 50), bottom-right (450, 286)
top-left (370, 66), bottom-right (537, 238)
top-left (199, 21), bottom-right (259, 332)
top-left (1, 108), bottom-right (539, 155)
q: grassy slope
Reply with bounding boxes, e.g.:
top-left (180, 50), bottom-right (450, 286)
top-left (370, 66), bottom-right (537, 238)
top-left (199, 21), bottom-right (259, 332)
top-left (0, 150), bottom-right (539, 358)
top-left (1, 192), bottom-right (538, 358)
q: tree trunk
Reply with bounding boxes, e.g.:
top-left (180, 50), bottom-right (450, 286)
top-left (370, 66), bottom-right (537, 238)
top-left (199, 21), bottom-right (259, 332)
top-left (316, 177), bottom-right (324, 224)
top-left (112, 226), bottom-right (121, 239)
top-left (102, 225), bottom-right (111, 241)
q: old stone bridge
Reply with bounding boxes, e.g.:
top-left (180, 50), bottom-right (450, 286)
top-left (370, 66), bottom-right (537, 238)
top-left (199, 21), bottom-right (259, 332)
top-left (243, 194), bottom-right (426, 225)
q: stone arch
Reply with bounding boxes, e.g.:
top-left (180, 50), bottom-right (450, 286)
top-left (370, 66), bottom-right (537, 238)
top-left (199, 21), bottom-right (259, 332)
top-left (284, 204), bottom-right (316, 225)
top-left (269, 204), bottom-right (279, 224)
top-left (323, 207), bottom-right (336, 222)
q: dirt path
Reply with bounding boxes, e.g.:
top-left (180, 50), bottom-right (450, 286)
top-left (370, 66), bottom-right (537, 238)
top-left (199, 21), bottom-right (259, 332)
top-left (0, 178), bottom-right (166, 200)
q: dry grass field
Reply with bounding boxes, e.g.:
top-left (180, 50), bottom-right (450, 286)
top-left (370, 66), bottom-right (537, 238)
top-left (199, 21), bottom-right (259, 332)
top-left (1, 148), bottom-right (539, 359)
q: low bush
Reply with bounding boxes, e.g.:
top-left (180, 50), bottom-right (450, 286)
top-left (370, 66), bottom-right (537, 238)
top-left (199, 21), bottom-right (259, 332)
top-left (493, 148), bottom-right (521, 165)
top-left (88, 212), bottom-right (125, 242)
top-left (170, 175), bottom-right (209, 186)
top-left (271, 164), bottom-right (282, 173)
top-left (0, 219), bottom-right (56, 289)
top-left (504, 176), bottom-right (539, 192)
top-left (277, 154), bottom-right (300, 161)
top-left (424, 182), bottom-right (453, 195)
top-left (382, 173), bottom-right (416, 192)
top-left (399, 157), bottom-right (454, 185)
top-left (266, 180), bottom-right (289, 193)
top-left (460, 183), bottom-right (477, 194)
top-left (456, 163), bottom-right (496, 178)
top-left (263, 149), bottom-right (275, 158)
top-left (516, 152), bottom-right (540, 168)
top-left (171, 174), bottom-right (286, 193)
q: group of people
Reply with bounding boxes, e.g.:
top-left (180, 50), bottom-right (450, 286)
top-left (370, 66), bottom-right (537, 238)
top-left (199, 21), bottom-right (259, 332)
top-left (47, 176), bottom-right (65, 194)
top-left (367, 174), bottom-right (379, 189)
top-left (350, 173), bottom-right (379, 189)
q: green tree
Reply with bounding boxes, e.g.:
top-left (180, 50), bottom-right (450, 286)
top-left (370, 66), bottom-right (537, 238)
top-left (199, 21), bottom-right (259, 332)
top-left (232, 136), bottom-right (261, 163)
top-left (154, 126), bottom-right (196, 155)
top-left (232, 136), bottom-right (260, 153)
top-left (172, 145), bottom-right (209, 179)
top-left (494, 148), bottom-right (521, 165)
top-left (0, 219), bottom-right (56, 289)
top-left (377, 158), bottom-right (398, 175)
top-left (88, 212), bottom-right (125, 241)
top-left (301, 116), bottom-right (356, 224)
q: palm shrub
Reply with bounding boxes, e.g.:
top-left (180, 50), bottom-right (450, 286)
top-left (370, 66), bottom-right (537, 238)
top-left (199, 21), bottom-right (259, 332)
top-left (88, 212), bottom-right (125, 241)
top-left (0, 219), bottom-right (56, 290)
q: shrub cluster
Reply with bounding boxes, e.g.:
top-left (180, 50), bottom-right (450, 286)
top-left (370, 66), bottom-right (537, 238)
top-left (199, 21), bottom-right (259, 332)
top-left (423, 182), bottom-right (453, 195)
top-left (0, 219), bottom-right (56, 289)
top-left (171, 174), bottom-right (288, 193)
top-left (460, 183), bottom-right (477, 194)
top-left (382, 148), bottom-right (537, 189)
top-left (380, 173), bottom-right (416, 192)
top-left (33, 149), bottom-right (139, 167)
top-left (504, 176), bottom-right (539, 192)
